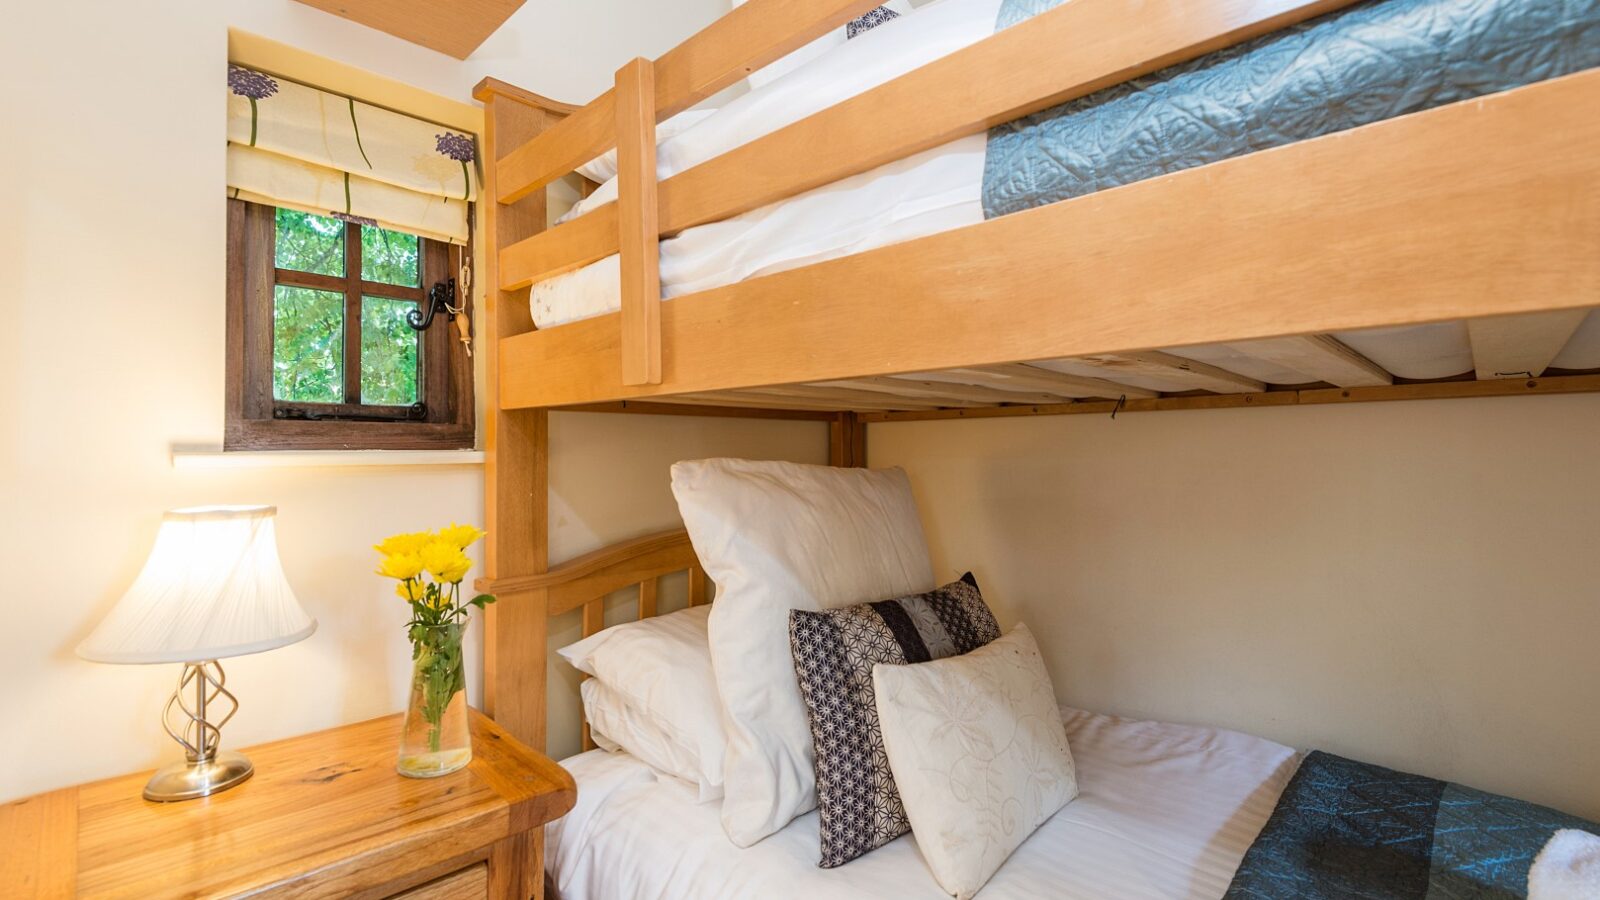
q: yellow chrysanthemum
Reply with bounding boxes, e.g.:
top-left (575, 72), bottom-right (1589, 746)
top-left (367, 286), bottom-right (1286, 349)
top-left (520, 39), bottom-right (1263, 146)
top-left (395, 580), bottom-right (424, 602)
top-left (376, 552), bottom-right (424, 581)
top-left (420, 540), bottom-right (473, 584)
top-left (437, 523), bottom-right (486, 550)
top-left (373, 531), bottom-right (432, 557)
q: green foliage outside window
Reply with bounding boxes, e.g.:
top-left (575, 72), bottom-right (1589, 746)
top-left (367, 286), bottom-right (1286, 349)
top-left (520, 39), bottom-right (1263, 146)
top-left (362, 227), bottom-right (420, 286)
top-left (274, 209), bottom-right (344, 277)
top-left (271, 210), bottom-right (424, 407)
top-left (361, 297), bottom-right (420, 405)
top-left (272, 286), bottom-right (344, 403)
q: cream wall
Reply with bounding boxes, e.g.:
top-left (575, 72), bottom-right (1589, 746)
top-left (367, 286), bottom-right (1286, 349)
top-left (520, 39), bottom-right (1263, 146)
top-left (0, 0), bottom-right (814, 803)
top-left (871, 393), bottom-right (1600, 820)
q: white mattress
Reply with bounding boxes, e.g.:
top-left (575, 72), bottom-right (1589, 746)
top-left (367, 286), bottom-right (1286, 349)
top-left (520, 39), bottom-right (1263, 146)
top-left (546, 707), bottom-right (1301, 900)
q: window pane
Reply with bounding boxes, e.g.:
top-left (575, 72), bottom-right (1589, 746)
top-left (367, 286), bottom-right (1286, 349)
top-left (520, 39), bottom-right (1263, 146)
top-left (273, 286), bottom-right (344, 403)
top-left (275, 208), bottom-right (345, 277)
top-left (361, 226), bottom-right (421, 287)
top-left (361, 296), bottom-right (420, 406)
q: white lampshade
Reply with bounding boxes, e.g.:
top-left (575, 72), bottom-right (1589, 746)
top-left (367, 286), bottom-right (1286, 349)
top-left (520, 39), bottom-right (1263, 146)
top-left (78, 505), bottom-right (316, 664)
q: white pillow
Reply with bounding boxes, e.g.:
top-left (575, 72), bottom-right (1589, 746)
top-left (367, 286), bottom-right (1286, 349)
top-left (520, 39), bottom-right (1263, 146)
top-left (573, 107), bottom-right (719, 184)
top-left (557, 604), bottom-right (725, 800)
top-left (579, 678), bottom-right (724, 802)
top-left (873, 623), bottom-right (1078, 900)
top-left (731, 0), bottom-right (914, 89)
top-left (671, 458), bottom-right (935, 846)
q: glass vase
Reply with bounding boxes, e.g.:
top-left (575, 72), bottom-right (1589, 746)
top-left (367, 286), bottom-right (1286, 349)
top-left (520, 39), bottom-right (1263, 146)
top-left (397, 621), bottom-right (471, 778)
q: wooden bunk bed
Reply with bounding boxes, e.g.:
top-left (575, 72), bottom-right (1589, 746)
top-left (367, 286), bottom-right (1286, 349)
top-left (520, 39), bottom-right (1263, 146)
top-left (469, 0), bottom-right (1600, 760)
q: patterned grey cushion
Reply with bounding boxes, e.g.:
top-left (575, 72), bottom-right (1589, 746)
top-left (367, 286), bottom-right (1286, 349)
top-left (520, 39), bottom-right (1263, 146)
top-left (789, 574), bottom-right (1001, 867)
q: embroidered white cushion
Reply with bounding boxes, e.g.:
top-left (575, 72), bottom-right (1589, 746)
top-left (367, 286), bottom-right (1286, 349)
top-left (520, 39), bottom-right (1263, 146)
top-left (557, 604), bottom-right (725, 801)
top-left (671, 458), bottom-right (934, 846)
top-left (873, 623), bottom-right (1078, 899)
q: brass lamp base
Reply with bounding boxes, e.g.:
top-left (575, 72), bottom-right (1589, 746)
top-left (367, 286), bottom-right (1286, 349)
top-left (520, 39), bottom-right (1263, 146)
top-left (144, 750), bottom-right (254, 802)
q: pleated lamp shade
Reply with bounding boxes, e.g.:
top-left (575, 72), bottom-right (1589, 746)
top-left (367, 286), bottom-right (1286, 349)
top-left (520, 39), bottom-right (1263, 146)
top-left (78, 505), bottom-right (316, 664)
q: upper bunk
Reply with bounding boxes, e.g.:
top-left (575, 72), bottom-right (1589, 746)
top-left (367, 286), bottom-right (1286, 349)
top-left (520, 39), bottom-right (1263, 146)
top-left (473, 0), bottom-right (1600, 421)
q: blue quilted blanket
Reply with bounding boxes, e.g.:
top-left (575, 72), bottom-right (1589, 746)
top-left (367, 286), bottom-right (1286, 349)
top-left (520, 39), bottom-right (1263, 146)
top-left (1225, 751), bottom-right (1599, 899)
top-left (983, 0), bottom-right (1600, 218)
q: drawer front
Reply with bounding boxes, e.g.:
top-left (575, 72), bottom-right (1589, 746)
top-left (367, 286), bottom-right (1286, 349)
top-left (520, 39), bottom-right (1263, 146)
top-left (391, 863), bottom-right (488, 900)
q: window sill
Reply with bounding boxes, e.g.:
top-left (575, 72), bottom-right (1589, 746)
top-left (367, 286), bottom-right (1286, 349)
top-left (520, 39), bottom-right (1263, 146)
top-left (171, 448), bottom-right (485, 470)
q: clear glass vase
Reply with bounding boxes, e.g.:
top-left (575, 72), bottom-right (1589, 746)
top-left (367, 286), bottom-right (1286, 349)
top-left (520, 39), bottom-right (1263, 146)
top-left (397, 621), bottom-right (471, 778)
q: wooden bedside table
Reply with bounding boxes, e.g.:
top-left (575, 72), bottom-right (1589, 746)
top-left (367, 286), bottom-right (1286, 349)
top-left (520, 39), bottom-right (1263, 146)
top-left (0, 709), bottom-right (575, 899)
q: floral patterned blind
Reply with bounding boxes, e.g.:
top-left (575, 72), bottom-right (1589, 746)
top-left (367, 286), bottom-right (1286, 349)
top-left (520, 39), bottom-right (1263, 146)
top-left (226, 65), bottom-right (476, 245)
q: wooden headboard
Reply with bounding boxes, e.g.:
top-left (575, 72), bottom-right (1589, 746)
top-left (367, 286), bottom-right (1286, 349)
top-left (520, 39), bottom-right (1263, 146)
top-left (488, 528), bottom-right (708, 750)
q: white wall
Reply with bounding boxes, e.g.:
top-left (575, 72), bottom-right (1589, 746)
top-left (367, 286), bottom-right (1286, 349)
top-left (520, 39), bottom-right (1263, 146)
top-left (0, 0), bottom-right (811, 803)
top-left (871, 393), bottom-right (1600, 820)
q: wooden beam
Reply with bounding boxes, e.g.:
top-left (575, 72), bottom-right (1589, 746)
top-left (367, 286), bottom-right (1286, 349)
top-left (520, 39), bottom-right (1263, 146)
top-left (1467, 311), bottom-right (1590, 380)
top-left (493, 0), bottom-right (884, 204)
top-left (1224, 334), bottom-right (1392, 387)
top-left (498, 0), bottom-right (1361, 287)
top-left (1041, 351), bottom-right (1265, 394)
top-left (473, 80), bottom-right (554, 753)
top-left (497, 73), bottom-right (1600, 409)
top-left (293, 0), bottom-right (526, 60)
top-left (854, 374), bottom-right (1600, 422)
top-left (501, 205), bottom-right (616, 289)
top-left (914, 364), bottom-right (1157, 400)
top-left (616, 58), bottom-right (663, 386)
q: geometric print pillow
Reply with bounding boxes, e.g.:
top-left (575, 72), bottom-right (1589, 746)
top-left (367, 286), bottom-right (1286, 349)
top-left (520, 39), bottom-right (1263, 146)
top-left (789, 574), bottom-right (1001, 867)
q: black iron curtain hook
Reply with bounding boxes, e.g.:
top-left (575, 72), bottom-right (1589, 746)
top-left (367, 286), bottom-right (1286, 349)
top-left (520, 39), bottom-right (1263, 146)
top-left (408, 278), bottom-right (457, 331)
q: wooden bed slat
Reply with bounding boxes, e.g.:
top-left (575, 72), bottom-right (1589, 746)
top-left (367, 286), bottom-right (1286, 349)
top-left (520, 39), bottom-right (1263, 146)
top-left (921, 365), bottom-right (1158, 400)
top-left (638, 579), bottom-right (658, 619)
top-left (817, 376), bottom-right (1086, 407)
top-left (1225, 335), bottom-right (1392, 388)
top-left (493, 0), bottom-right (885, 205)
top-left (496, 0), bottom-right (1361, 289)
top-left (1467, 311), bottom-right (1590, 380)
top-left (616, 58), bottom-right (663, 386)
top-left (688, 565), bottom-right (709, 607)
top-left (497, 71), bottom-right (1600, 409)
top-left (1039, 352), bottom-right (1266, 394)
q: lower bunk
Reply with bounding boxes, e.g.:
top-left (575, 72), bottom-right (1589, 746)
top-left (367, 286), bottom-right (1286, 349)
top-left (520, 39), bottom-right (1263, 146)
top-left (547, 707), bottom-right (1598, 900)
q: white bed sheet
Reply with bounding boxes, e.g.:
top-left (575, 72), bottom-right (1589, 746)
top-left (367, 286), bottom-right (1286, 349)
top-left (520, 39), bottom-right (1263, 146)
top-left (546, 706), bottom-right (1301, 900)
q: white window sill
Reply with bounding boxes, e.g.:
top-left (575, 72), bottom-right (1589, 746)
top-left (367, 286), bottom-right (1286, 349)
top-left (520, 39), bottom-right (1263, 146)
top-left (171, 448), bottom-right (486, 470)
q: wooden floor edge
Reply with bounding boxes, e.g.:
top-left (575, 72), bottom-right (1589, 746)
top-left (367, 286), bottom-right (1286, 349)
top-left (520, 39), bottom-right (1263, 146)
top-left (852, 374), bottom-right (1600, 423)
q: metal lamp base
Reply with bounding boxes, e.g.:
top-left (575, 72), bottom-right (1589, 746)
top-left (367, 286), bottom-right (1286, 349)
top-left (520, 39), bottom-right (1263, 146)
top-left (143, 750), bottom-right (254, 802)
top-left (143, 659), bottom-right (252, 802)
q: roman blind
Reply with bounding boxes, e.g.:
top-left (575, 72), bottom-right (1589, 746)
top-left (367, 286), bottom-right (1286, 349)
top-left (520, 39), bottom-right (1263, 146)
top-left (226, 65), bottom-right (476, 245)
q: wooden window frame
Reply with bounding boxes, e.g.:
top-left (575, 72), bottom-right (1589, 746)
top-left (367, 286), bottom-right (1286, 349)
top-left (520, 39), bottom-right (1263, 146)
top-left (225, 198), bottom-right (475, 450)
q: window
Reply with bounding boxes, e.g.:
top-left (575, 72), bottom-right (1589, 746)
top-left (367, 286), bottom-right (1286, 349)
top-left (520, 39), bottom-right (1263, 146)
top-left (226, 200), bottom-right (473, 450)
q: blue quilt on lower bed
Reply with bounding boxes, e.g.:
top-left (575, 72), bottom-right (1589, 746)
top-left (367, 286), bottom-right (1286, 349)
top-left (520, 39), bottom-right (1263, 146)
top-left (982, 0), bottom-right (1600, 219)
top-left (1224, 751), bottom-right (1599, 899)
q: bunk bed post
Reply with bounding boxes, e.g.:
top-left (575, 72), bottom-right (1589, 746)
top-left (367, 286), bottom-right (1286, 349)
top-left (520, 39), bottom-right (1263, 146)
top-left (829, 412), bottom-right (867, 467)
top-left (616, 58), bottom-right (663, 386)
top-left (473, 79), bottom-right (573, 756)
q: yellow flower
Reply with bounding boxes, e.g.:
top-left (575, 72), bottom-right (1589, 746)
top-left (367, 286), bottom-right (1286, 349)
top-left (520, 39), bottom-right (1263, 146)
top-left (373, 531), bottom-right (431, 557)
top-left (395, 580), bottom-right (424, 602)
top-left (376, 552), bottom-right (424, 581)
top-left (437, 523), bottom-right (486, 550)
top-left (420, 540), bottom-right (472, 584)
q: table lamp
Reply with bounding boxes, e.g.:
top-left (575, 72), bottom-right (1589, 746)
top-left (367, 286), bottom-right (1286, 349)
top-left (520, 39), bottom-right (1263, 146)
top-left (77, 505), bottom-right (316, 801)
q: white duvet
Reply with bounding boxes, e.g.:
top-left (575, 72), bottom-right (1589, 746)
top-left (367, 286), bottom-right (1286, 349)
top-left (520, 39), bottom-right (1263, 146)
top-left (547, 706), bottom-right (1301, 900)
